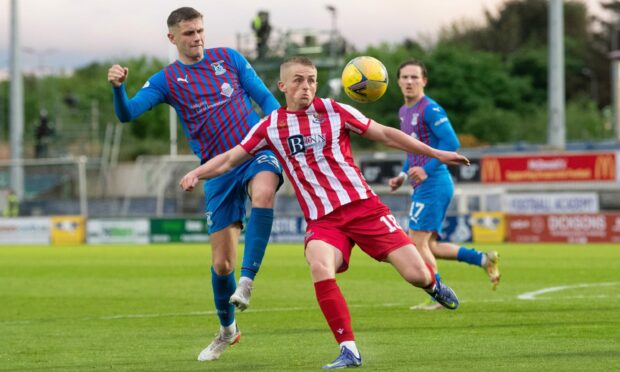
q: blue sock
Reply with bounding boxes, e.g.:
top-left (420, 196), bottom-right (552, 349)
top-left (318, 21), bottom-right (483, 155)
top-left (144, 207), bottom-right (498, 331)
top-left (211, 267), bottom-right (236, 327)
top-left (435, 272), bottom-right (442, 282)
top-left (241, 208), bottom-right (274, 280)
top-left (457, 247), bottom-right (484, 267)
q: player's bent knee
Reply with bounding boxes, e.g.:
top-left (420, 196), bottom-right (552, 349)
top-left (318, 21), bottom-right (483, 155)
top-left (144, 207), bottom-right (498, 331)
top-left (250, 190), bottom-right (276, 208)
top-left (212, 260), bottom-right (235, 276)
top-left (249, 175), bottom-right (278, 207)
top-left (307, 260), bottom-right (334, 281)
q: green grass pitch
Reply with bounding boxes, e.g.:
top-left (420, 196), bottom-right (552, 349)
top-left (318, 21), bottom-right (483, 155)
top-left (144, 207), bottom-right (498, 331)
top-left (1, 243), bottom-right (619, 371)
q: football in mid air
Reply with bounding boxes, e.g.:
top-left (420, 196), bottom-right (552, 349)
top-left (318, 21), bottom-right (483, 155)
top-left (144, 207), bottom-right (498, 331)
top-left (341, 56), bottom-right (388, 103)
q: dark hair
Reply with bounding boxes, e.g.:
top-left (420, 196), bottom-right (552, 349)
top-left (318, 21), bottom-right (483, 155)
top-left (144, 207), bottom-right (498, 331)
top-left (397, 59), bottom-right (427, 79)
top-left (167, 7), bottom-right (203, 28)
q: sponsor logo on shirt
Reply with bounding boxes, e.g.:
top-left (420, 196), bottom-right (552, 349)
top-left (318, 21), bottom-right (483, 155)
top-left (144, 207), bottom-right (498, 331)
top-left (211, 61), bottom-right (226, 75)
top-left (191, 100), bottom-right (226, 114)
top-left (176, 75), bottom-right (189, 83)
top-left (411, 113), bottom-right (419, 126)
top-left (220, 82), bottom-right (234, 98)
top-left (287, 134), bottom-right (326, 155)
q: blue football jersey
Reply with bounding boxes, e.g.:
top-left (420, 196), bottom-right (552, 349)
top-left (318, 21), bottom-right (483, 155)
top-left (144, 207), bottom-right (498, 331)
top-left (113, 47), bottom-right (279, 163)
top-left (399, 96), bottom-right (459, 187)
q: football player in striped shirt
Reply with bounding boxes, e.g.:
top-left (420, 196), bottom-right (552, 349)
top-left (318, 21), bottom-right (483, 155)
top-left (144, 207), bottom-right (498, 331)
top-left (388, 60), bottom-right (500, 311)
top-left (107, 7), bottom-right (283, 362)
top-left (179, 56), bottom-right (470, 368)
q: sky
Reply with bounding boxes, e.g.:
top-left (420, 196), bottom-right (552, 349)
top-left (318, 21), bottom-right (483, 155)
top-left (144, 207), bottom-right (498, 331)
top-left (0, 0), bottom-right (609, 74)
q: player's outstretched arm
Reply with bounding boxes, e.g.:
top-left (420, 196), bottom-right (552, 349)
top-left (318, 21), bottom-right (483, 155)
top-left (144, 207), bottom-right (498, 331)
top-left (362, 121), bottom-right (469, 166)
top-left (179, 145), bottom-right (252, 191)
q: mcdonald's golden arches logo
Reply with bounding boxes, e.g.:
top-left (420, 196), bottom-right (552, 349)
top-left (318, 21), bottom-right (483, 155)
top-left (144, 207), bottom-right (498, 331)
top-left (594, 155), bottom-right (615, 180)
top-left (482, 158), bottom-right (502, 183)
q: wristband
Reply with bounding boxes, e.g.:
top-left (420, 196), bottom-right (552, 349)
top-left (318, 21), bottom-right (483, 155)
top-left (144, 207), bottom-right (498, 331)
top-left (399, 171), bottom-right (408, 181)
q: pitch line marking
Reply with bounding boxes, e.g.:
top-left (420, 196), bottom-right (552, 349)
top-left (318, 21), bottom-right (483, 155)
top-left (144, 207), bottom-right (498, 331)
top-left (0, 303), bottom-right (404, 325)
top-left (517, 282), bottom-right (620, 300)
top-left (4, 290), bottom-right (620, 325)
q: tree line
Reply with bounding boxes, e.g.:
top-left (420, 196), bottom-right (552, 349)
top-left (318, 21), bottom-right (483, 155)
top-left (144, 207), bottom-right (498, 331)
top-left (0, 0), bottom-right (616, 159)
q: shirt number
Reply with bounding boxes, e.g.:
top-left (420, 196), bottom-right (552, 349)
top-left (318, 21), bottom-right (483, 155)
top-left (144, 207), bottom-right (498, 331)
top-left (409, 202), bottom-right (425, 223)
top-left (380, 214), bottom-right (403, 233)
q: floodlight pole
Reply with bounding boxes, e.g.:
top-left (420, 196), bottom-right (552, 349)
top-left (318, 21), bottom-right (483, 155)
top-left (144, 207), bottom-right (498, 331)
top-left (9, 0), bottom-right (24, 199)
top-left (168, 44), bottom-right (178, 157)
top-left (611, 52), bottom-right (620, 142)
top-left (547, 0), bottom-right (566, 150)
top-left (326, 5), bottom-right (337, 61)
top-left (326, 5), bottom-right (338, 81)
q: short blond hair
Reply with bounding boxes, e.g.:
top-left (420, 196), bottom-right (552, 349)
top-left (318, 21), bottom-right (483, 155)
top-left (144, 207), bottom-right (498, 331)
top-left (280, 56), bottom-right (316, 79)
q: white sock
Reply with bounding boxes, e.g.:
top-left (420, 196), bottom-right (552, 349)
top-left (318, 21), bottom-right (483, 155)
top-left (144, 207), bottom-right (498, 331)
top-left (221, 321), bottom-right (236, 337)
top-left (238, 276), bottom-right (253, 287)
top-left (481, 253), bottom-right (488, 267)
top-left (340, 341), bottom-right (360, 358)
top-left (424, 283), bottom-right (437, 294)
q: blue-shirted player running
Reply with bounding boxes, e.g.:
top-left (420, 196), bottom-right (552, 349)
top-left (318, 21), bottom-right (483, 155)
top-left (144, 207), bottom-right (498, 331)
top-left (388, 59), bottom-right (501, 310)
top-left (107, 7), bottom-right (283, 361)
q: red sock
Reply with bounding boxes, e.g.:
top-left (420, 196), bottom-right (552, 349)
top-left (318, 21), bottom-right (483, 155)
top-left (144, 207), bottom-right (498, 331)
top-left (423, 263), bottom-right (436, 291)
top-left (314, 279), bottom-right (354, 343)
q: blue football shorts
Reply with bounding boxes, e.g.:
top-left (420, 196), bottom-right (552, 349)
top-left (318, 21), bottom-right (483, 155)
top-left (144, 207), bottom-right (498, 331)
top-left (407, 176), bottom-right (454, 235)
top-left (203, 150), bottom-right (283, 234)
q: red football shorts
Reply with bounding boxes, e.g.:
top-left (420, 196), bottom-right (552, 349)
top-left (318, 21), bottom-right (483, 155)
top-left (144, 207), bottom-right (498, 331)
top-left (304, 196), bottom-right (413, 273)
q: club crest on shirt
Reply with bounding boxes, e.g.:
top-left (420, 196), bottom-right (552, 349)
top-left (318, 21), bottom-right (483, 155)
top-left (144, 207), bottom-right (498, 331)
top-left (310, 113), bottom-right (325, 125)
top-left (211, 61), bottom-right (226, 75)
top-left (411, 113), bottom-right (419, 126)
top-left (220, 82), bottom-right (233, 98)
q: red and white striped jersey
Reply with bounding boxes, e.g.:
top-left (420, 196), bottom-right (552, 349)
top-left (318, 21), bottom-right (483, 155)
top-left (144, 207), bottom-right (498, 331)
top-left (240, 97), bottom-right (376, 220)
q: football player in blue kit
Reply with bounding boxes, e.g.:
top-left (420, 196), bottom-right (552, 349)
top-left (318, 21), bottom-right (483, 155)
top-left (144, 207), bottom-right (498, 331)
top-left (107, 7), bottom-right (283, 360)
top-left (388, 59), bottom-right (500, 310)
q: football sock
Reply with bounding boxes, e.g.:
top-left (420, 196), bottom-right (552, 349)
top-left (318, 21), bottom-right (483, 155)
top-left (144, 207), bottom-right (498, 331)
top-left (241, 208), bottom-right (274, 280)
top-left (423, 263), bottom-right (438, 293)
top-left (457, 246), bottom-right (484, 267)
top-left (340, 341), bottom-right (360, 358)
top-left (211, 267), bottom-right (236, 327)
top-left (220, 321), bottom-right (237, 337)
top-left (314, 279), bottom-right (354, 344)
